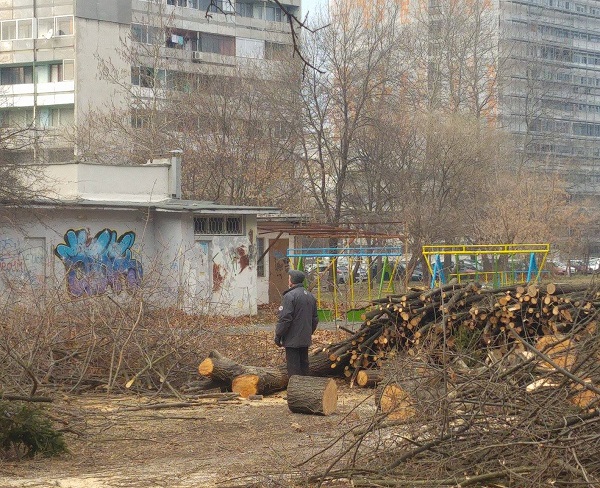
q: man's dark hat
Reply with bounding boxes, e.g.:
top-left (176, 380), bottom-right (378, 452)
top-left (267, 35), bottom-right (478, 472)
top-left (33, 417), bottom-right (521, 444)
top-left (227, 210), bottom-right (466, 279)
top-left (289, 269), bottom-right (306, 284)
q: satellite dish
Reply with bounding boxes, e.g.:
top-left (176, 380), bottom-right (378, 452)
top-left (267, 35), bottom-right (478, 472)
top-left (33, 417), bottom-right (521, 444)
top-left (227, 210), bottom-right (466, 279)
top-left (44, 29), bottom-right (53, 39)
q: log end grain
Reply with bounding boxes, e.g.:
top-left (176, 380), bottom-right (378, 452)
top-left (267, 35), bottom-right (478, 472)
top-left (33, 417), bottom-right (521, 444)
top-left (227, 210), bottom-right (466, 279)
top-left (375, 382), bottom-right (416, 421)
top-left (232, 374), bottom-right (261, 398)
top-left (198, 358), bottom-right (215, 376)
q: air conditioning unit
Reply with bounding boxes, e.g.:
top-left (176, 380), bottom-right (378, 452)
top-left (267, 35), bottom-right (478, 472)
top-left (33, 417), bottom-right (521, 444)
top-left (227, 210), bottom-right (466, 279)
top-left (192, 51), bottom-right (203, 62)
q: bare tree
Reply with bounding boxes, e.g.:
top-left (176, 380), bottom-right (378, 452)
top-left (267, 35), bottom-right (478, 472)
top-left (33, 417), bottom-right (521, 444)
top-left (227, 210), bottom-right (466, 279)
top-left (295, 0), bottom-right (403, 234)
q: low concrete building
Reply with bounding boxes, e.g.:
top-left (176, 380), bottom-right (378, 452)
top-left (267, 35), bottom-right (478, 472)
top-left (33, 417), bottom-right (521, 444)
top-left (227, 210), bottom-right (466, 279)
top-left (0, 154), bottom-right (279, 316)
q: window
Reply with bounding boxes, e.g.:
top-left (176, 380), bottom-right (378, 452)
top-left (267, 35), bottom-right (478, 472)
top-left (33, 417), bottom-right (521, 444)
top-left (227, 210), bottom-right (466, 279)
top-left (265, 41), bottom-right (288, 60)
top-left (194, 216), bottom-right (245, 235)
top-left (266, 5), bottom-right (283, 21)
top-left (199, 33), bottom-right (235, 56)
top-left (36, 16), bottom-right (74, 39)
top-left (131, 23), bottom-right (163, 45)
top-left (236, 2), bottom-right (254, 17)
top-left (37, 17), bottom-right (54, 38)
top-left (17, 19), bottom-right (33, 39)
top-left (236, 37), bottom-right (264, 58)
top-left (1, 20), bottom-right (16, 40)
top-left (63, 59), bottom-right (74, 80)
top-left (0, 108), bottom-right (33, 128)
top-left (0, 65), bottom-right (33, 85)
top-left (256, 238), bottom-right (265, 277)
top-left (36, 106), bottom-right (74, 128)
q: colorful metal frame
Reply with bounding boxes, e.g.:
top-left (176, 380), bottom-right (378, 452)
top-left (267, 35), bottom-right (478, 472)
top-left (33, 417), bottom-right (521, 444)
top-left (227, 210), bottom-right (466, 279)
top-left (422, 243), bottom-right (550, 288)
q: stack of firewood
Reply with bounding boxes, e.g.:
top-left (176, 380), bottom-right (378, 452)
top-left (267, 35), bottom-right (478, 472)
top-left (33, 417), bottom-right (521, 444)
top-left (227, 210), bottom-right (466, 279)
top-left (322, 281), bottom-right (600, 381)
top-left (197, 281), bottom-right (599, 398)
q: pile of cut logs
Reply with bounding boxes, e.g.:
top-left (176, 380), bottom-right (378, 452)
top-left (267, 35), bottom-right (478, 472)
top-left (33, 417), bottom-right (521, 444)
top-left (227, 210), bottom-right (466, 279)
top-left (327, 282), bottom-right (600, 380)
top-left (197, 281), bottom-right (600, 399)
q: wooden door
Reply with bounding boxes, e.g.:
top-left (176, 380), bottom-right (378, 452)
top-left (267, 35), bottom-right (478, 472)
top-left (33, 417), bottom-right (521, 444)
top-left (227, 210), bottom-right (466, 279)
top-left (268, 238), bottom-right (289, 304)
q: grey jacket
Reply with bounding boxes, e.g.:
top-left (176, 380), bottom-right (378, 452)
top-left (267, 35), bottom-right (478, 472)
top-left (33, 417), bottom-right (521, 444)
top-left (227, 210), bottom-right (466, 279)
top-left (275, 283), bottom-right (318, 348)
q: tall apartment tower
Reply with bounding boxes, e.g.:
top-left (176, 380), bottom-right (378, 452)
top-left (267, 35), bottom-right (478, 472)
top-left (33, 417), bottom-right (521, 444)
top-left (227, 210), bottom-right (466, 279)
top-left (0, 0), bottom-right (299, 163)
top-left (499, 0), bottom-right (600, 197)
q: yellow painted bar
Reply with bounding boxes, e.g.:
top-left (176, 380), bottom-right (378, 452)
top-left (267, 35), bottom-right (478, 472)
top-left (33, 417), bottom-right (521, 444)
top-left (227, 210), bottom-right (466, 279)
top-left (422, 243), bottom-right (550, 256)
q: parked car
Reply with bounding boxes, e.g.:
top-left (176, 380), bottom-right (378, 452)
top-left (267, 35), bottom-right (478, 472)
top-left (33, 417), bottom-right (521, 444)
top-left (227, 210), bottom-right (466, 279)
top-left (337, 265), bottom-right (369, 283)
top-left (548, 261), bottom-right (576, 275)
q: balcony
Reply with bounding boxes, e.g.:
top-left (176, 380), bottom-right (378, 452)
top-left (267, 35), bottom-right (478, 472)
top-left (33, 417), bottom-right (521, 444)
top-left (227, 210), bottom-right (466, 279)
top-left (0, 80), bottom-right (75, 108)
top-left (191, 51), bottom-right (236, 65)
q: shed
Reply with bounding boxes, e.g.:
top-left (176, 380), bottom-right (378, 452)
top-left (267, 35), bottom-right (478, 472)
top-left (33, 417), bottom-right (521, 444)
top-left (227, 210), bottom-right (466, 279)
top-left (0, 155), bottom-right (279, 317)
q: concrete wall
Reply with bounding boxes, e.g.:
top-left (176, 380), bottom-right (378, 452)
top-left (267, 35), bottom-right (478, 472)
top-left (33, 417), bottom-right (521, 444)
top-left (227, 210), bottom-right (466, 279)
top-left (0, 206), bottom-right (259, 316)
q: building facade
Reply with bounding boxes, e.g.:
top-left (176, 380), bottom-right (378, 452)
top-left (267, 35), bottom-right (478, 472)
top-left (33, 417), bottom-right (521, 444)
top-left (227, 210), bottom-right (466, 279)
top-left (0, 154), bottom-right (288, 315)
top-left (498, 0), bottom-right (600, 196)
top-left (0, 0), bottom-right (299, 162)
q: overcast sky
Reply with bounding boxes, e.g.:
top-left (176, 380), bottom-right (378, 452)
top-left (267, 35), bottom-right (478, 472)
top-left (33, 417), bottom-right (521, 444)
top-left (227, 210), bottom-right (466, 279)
top-left (301, 0), bottom-right (327, 22)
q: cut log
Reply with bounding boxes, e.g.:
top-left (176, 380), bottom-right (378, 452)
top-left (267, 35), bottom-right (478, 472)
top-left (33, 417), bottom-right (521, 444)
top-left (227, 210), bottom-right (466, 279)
top-left (198, 350), bottom-right (347, 395)
top-left (287, 376), bottom-right (338, 416)
top-left (535, 334), bottom-right (577, 370)
top-left (356, 370), bottom-right (384, 388)
top-left (375, 382), bottom-right (416, 420)
top-left (231, 372), bottom-right (288, 398)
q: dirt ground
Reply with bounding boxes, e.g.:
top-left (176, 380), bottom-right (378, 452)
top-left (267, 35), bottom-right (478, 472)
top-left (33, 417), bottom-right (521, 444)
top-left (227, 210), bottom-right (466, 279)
top-left (0, 316), bottom-right (376, 488)
top-left (0, 385), bottom-right (374, 488)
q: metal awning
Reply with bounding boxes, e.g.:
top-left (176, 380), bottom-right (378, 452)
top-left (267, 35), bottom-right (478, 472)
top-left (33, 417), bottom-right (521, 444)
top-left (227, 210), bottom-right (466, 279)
top-left (257, 221), bottom-right (405, 240)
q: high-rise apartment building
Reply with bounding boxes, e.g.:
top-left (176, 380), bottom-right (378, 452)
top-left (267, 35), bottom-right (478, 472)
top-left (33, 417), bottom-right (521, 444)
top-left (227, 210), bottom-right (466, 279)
top-left (0, 0), bottom-right (299, 162)
top-left (500, 0), bottom-right (600, 197)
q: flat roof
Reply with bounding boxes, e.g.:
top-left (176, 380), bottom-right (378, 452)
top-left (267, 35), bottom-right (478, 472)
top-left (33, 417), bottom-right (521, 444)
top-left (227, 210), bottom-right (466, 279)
top-left (12, 198), bottom-right (280, 215)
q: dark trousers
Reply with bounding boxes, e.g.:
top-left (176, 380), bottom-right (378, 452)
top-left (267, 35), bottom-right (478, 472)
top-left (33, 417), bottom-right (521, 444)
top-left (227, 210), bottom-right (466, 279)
top-left (285, 347), bottom-right (309, 377)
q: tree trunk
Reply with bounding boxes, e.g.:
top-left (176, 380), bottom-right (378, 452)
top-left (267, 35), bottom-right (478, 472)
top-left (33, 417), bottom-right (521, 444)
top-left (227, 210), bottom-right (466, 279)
top-left (232, 372), bottom-right (288, 398)
top-left (287, 375), bottom-right (338, 416)
top-left (197, 350), bottom-right (348, 395)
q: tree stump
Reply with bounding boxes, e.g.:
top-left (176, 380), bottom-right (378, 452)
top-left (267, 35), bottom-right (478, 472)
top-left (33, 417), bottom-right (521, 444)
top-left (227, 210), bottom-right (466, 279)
top-left (375, 382), bottom-right (416, 420)
top-left (287, 376), bottom-right (338, 416)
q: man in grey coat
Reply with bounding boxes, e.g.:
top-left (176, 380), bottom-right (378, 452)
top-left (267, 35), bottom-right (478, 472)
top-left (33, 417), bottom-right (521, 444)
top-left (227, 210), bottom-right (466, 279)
top-left (274, 269), bottom-right (318, 377)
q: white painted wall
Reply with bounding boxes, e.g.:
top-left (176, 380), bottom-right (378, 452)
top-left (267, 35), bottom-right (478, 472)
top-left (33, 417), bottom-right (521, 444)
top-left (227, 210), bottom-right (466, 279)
top-left (29, 160), bottom-right (173, 202)
top-left (0, 206), bottom-right (259, 317)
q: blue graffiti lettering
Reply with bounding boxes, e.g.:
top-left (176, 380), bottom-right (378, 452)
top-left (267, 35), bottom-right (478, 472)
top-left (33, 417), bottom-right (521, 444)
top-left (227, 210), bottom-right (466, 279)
top-left (55, 228), bottom-right (143, 297)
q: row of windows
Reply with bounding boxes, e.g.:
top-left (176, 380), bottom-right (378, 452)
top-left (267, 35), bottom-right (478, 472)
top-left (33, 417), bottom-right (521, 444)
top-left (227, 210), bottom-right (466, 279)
top-left (536, 24), bottom-right (600, 43)
top-left (0, 61), bottom-right (74, 85)
top-left (542, 99), bottom-right (600, 113)
top-left (0, 16), bottom-right (73, 41)
top-left (573, 122), bottom-right (600, 136)
top-left (526, 0), bottom-right (600, 16)
top-left (0, 106), bottom-right (74, 129)
top-left (527, 68), bottom-right (600, 88)
top-left (163, 0), bottom-right (295, 21)
top-left (194, 216), bottom-right (244, 235)
top-left (132, 24), bottom-right (288, 59)
top-left (532, 44), bottom-right (600, 66)
top-left (529, 118), bottom-right (600, 138)
top-left (531, 143), bottom-right (600, 158)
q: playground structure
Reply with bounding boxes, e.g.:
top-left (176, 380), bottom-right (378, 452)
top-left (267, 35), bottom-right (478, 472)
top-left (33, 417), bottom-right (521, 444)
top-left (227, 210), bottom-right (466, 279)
top-left (287, 246), bottom-right (404, 322)
top-left (422, 243), bottom-right (551, 288)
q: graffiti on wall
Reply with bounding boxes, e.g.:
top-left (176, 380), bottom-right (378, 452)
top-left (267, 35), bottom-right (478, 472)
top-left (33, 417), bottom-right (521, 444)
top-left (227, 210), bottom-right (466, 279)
top-left (54, 228), bottom-right (143, 297)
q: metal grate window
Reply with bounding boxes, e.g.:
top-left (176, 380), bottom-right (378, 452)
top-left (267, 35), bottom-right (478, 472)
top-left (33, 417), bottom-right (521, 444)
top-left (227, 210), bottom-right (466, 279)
top-left (256, 237), bottom-right (265, 277)
top-left (194, 215), bottom-right (244, 235)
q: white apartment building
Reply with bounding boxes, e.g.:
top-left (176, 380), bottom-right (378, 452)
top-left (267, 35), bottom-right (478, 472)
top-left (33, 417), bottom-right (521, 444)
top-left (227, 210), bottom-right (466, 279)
top-left (499, 0), bottom-right (600, 197)
top-left (0, 0), bottom-right (299, 162)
